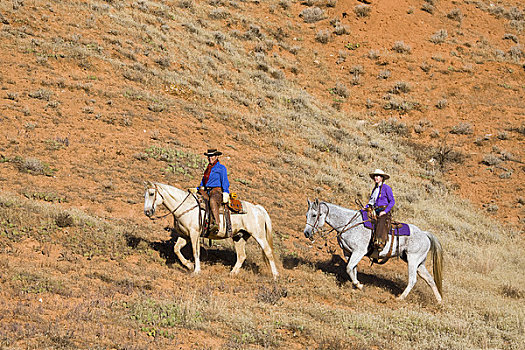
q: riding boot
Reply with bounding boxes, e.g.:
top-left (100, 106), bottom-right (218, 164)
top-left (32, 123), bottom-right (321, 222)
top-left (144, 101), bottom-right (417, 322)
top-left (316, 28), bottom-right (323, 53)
top-left (224, 206), bottom-right (232, 237)
top-left (209, 197), bottom-right (221, 234)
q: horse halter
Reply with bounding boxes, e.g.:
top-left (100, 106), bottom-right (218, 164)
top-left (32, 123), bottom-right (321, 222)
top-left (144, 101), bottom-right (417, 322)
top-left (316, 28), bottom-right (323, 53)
top-left (306, 202), bottom-right (330, 237)
top-left (146, 184), bottom-right (193, 221)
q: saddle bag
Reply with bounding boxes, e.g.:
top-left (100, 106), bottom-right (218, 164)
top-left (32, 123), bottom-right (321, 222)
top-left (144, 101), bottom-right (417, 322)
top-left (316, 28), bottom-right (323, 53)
top-left (228, 192), bottom-right (243, 213)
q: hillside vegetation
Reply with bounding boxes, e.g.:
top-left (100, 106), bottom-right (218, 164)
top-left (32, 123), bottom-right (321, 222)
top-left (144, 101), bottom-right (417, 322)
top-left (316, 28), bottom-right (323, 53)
top-left (0, 0), bottom-right (524, 349)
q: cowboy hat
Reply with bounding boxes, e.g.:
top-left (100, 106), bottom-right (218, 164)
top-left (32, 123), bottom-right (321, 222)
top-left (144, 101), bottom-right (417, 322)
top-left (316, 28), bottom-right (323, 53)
top-left (369, 169), bottom-right (390, 180)
top-left (204, 148), bottom-right (222, 157)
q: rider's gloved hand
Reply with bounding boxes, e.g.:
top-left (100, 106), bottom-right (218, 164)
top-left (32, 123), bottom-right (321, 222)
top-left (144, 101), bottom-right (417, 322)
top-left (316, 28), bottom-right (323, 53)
top-left (222, 192), bottom-right (229, 204)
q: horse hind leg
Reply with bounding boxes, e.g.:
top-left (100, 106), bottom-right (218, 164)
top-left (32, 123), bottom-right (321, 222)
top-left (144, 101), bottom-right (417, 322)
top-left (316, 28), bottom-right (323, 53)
top-left (417, 264), bottom-right (442, 303)
top-left (397, 254), bottom-right (420, 300)
top-left (230, 234), bottom-right (248, 276)
top-left (253, 234), bottom-right (279, 279)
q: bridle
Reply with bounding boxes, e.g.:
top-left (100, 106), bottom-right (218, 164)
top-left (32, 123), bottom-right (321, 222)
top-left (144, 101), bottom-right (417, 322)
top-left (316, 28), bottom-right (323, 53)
top-left (306, 201), bottom-right (369, 242)
top-left (146, 184), bottom-right (196, 221)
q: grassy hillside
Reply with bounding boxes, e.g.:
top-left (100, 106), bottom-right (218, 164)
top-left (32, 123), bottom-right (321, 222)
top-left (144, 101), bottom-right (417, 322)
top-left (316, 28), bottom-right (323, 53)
top-left (0, 0), bottom-right (524, 349)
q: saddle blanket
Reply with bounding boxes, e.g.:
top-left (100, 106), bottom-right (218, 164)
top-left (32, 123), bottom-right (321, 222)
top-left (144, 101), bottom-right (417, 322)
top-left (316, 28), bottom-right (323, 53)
top-left (360, 209), bottom-right (411, 236)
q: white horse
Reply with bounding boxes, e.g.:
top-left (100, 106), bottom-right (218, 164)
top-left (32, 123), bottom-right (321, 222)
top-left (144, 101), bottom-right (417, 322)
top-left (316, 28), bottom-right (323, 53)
top-left (143, 182), bottom-right (279, 278)
top-left (304, 199), bottom-right (443, 303)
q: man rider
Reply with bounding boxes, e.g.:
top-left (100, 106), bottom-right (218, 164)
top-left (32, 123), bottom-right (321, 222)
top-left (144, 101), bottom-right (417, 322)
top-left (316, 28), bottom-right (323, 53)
top-left (190, 149), bottom-right (230, 234)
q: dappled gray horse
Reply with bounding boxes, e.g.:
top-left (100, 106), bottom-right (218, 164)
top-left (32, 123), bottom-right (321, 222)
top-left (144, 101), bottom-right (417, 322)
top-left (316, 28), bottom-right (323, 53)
top-left (304, 199), bottom-right (443, 303)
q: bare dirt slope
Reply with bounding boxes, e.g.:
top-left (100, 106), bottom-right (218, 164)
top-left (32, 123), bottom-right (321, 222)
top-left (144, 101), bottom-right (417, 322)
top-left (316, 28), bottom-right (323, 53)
top-left (0, 0), bottom-right (524, 349)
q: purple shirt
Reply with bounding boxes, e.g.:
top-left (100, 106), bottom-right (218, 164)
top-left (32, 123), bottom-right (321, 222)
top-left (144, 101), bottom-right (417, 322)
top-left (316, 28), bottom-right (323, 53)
top-left (368, 183), bottom-right (395, 213)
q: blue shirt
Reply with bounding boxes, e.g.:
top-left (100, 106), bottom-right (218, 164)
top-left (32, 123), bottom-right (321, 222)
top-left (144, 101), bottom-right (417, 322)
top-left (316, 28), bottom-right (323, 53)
top-left (199, 161), bottom-right (230, 193)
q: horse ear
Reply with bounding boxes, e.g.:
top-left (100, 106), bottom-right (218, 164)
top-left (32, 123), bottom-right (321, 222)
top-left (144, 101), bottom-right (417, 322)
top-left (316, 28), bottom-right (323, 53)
top-left (314, 198), bottom-right (319, 205)
top-left (307, 198), bottom-right (311, 206)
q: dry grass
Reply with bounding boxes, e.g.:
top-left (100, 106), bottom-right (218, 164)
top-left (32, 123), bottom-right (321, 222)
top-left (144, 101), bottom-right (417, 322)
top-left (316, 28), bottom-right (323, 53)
top-left (2, 190), bottom-right (523, 348)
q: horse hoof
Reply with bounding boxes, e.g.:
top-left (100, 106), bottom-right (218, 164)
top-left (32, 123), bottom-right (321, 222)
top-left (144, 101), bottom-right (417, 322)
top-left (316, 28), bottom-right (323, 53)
top-left (396, 295), bottom-right (405, 301)
top-left (355, 283), bottom-right (363, 290)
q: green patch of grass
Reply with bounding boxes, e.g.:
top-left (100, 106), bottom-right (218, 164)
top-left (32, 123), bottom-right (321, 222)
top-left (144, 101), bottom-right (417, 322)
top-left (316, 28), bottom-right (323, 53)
top-left (13, 271), bottom-right (69, 296)
top-left (23, 191), bottom-right (67, 203)
top-left (145, 145), bottom-right (206, 177)
top-left (126, 298), bottom-right (204, 338)
top-left (11, 156), bottom-right (56, 176)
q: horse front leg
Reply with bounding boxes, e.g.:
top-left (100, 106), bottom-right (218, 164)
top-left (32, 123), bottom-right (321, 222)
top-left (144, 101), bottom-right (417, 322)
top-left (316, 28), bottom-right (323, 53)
top-left (173, 236), bottom-right (194, 270)
top-left (346, 248), bottom-right (367, 290)
top-left (190, 231), bottom-right (201, 275)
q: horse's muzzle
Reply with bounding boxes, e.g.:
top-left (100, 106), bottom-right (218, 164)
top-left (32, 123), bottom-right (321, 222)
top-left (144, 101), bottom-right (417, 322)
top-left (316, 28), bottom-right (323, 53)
top-left (304, 229), bottom-right (312, 239)
top-left (144, 208), bottom-right (154, 217)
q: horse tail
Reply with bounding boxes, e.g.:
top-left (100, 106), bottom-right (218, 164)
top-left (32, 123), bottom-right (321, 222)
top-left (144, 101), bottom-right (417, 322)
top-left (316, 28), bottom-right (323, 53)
top-left (427, 232), bottom-right (443, 297)
top-left (258, 205), bottom-right (275, 269)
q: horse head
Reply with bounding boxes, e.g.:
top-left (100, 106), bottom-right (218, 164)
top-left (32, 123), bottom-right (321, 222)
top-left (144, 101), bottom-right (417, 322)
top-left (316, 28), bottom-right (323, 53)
top-left (143, 182), bottom-right (163, 218)
top-left (304, 198), bottom-right (327, 239)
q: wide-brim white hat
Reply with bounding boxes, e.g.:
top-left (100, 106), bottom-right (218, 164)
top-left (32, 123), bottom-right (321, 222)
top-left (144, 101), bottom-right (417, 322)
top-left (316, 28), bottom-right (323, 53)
top-left (369, 169), bottom-right (390, 180)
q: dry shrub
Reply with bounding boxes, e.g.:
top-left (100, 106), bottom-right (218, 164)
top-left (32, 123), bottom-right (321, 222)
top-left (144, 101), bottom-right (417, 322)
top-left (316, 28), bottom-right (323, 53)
top-left (382, 96), bottom-right (418, 114)
top-left (209, 8), bottom-right (230, 19)
top-left (481, 154), bottom-right (501, 166)
top-left (390, 81), bottom-right (411, 94)
top-left (430, 29), bottom-right (448, 44)
top-left (315, 30), bottom-right (331, 43)
top-left (447, 8), bottom-right (463, 22)
top-left (331, 83), bottom-right (349, 98)
top-left (300, 7), bottom-right (325, 23)
top-left (392, 41), bottom-right (411, 54)
top-left (422, 3), bottom-right (435, 14)
top-left (501, 284), bottom-right (523, 299)
top-left (377, 69), bottom-right (391, 79)
top-left (256, 285), bottom-right (288, 305)
top-left (55, 213), bottom-right (74, 228)
top-left (377, 117), bottom-right (408, 136)
top-left (508, 45), bottom-right (523, 60)
top-left (450, 122), bottom-right (473, 135)
top-left (18, 157), bottom-right (45, 175)
top-left (354, 4), bottom-right (371, 18)
top-left (436, 99), bottom-right (448, 109)
top-left (29, 88), bottom-right (53, 101)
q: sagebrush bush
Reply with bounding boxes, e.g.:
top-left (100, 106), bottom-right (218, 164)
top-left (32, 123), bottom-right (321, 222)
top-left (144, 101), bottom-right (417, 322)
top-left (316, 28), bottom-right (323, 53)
top-left (481, 154), bottom-right (501, 166)
top-left (300, 7), bottom-right (325, 23)
top-left (390, 81), bottom-right (411, 94)
top-left (377, 117), bottom-right (408, 135)
top-left (315, 30), bottom-right (330, 44)
top-left (331, 83), bottom-right (349, 98)
top-left (377, 69), bottom-right (391, 79)
top-left (354, 4), bottom-right (371, 18)
top-left (430, 29), bottom-right (448, 44)
top-left (447, 8), bottom-right (463, 22)
top-left (436, 99), bottom-right (448, 109)
top-left (450, 122), bottom-right (473, 135)
top-left (392, 41), bottom-right (411, 54)
top-left (29, 88), bottom-right (53, 101)
top-left (422, 3), bottom-right (435, 14)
